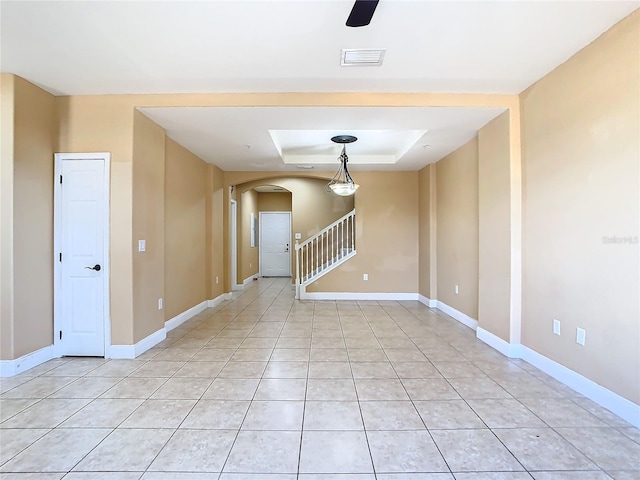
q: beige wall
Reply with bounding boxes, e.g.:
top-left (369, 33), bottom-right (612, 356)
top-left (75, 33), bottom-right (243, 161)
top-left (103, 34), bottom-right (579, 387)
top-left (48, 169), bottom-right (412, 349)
top-left (207, 164), bottom-right (225, 300)
top-left (132, 111), bottom-right (165, 343)
top-left (13, 77), bottom-right (57, 357)
top-left (418, 164), bottom-right (437, 300)
top-left (0, 77), bottom-right (57, 360)
top-left (310, 172), bottom-right (419, 293)
top-left (521, 11), bottom-right (639, 404)
top-left (258, 192), bottom-right (292, 212)
top-left (57, 95), bottom-right (135, 344)
top-left (436, 138), bottom-right (479, 318)
top-left (238, 188), bottom-right (259, 282)
top-left (478, 112), bottom-right (511, 341)
top-left (0, 74), bottom-right (15, 360)
top-left (165, 137), bottom-right (208, 320)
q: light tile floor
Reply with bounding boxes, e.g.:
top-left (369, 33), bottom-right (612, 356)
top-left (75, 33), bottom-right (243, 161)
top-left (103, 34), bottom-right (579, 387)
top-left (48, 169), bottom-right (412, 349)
top-left (1, 278), bottom-right (639, 479)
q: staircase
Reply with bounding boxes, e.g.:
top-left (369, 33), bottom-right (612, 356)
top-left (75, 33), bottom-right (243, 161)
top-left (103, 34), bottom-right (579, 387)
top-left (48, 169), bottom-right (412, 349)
top-left (295, 209), bottom-right (357, 299)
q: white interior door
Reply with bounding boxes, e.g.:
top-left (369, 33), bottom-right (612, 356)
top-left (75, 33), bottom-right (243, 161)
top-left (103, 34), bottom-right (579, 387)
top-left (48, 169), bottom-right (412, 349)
top-left (260, 212), bottom-right (291, 277)
top-left (55, 154), bottom-right (109, 356)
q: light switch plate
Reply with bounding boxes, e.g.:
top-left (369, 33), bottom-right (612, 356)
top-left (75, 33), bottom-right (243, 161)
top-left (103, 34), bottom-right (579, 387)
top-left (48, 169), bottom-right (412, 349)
top-left (295, 233), bottom-right (302, 240)
top-left (576, 327), bottom-right (586, 346)
top-left (553, 319), bottom-right (561, 335)
top-left (138, 240), bottom-right (146, 252)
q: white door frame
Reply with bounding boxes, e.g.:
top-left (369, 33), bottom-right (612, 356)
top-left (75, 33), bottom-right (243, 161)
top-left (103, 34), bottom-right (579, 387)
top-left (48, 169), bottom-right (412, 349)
top-left (53, 152), bottom-right (111, 357)
top-left (230, 199), bottom-right (240, 290)
top-left (259, 211), bottom-right (292, 277)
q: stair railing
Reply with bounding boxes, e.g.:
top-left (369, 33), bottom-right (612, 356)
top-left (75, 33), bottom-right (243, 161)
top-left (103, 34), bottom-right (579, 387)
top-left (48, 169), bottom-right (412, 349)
top-left (295, 209), bottom-right (356, 288)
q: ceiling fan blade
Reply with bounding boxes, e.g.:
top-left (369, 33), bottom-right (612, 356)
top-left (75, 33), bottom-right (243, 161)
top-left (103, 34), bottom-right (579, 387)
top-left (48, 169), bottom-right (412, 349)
top-left (346, 0), bottom-right (379, 27)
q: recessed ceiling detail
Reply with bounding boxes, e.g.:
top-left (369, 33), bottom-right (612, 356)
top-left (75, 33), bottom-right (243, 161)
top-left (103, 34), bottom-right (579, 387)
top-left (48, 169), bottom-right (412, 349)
top-left (270, 129), bottom-right (426, 165)
top-left (139, 106), bottom-right (506, 171)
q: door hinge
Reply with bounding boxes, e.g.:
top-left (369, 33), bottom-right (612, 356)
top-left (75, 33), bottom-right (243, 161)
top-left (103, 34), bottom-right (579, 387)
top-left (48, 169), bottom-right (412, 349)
top-left (59, 330), bottom-right (62, 340)
top-left (59, 175), bottom-right (63, 184)
top-left (59, 252), bottom-right (62, 262)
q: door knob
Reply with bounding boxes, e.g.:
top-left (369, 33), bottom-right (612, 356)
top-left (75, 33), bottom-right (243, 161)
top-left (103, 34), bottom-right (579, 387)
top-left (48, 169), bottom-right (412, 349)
top-left (85, 264), bottom-right (101, 271)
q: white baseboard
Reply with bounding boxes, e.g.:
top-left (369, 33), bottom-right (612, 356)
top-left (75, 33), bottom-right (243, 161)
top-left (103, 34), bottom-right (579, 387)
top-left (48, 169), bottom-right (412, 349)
top-left (108, 327), bottom-right (167, 359)
top-left (302, 292), bottom-right (419, 301)
top-left (165, 300), bottom-right (208, 332)
top-left (0, 292), bottom-right (232, 374)
top-left (418, 294), bottom-right (437, 308)
top-left (519, 345), bottom-right (639, 428)
top-left (476, 326), bottom-right (521, 358)
top-left (232, 283), bottom-right (244, 291)
top-left (107, 344), bottom-right (136, 359)
top-left (243, 274), bottom-right (258, 286)
top-left (207, 292), bottom-right (232, 308)
top-left (134, 328), bottom-right (166, 357)
top-left (0, 345), bottom-right (55, 377)
top-left (109, 294), bottom-right (234, 360)
top-left (435, 300), bottom-right (478, 330)
top-left (417, 294), bottom-right (640, 426)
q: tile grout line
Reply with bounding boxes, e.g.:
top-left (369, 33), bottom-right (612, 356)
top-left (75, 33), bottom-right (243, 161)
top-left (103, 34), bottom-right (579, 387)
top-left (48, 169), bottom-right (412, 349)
top-left (365, 300), bottom-right (454, 477)
top-left (216, 276), bottom-right (294, 476)
top-left (295, 292), bottom-right (315, 478)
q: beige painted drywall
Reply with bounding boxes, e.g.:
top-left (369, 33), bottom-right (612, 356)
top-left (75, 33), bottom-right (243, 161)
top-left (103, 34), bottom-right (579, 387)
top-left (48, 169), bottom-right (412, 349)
top-left (164, 137), bottom-right (207, 321)
top-left (521, 11), bottom-right (639, 404)
top-left (436, 138), bottom-right (479, 319)
top-left (238, 188), bottom-right (259, 282)
top-left (418, 164), bottom-right (437, 301)
top-left (478, 112), bottom-right (511, 342)
top-left (12, 77), bottom-right (57, 357)
top-left (310, 171), bottom-right (419, 294)
top-left (132, 111), bottom-right (166, 343)
top-left (258, 192), bottom-right (292, 212)
top-left (56, 95), bottom-right (135, 344)
top-left (0, 74), bottom-right (15, 360)
top-left (207, 164), bottom-right (225, 300)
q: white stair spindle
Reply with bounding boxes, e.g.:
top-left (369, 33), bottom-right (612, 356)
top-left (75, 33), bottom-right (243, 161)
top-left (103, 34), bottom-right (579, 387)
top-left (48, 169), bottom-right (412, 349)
top-left (295, 209), bottom-right (356, 287)
top-left (350, 215), bottom-right (354, 250)
top-left (331, 226), bottom-right (334, 262)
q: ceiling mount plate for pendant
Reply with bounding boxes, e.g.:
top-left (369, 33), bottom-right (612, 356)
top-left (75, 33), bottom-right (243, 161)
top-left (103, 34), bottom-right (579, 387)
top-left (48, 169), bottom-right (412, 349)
top-left (331, 135), bottom-right (358, 144)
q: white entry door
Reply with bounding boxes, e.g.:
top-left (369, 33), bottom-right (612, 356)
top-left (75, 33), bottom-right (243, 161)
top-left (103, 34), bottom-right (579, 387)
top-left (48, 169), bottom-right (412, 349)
top-left (55, 153), bottom-right (110, 356)
top-left (260, 212), bottom-right (291, 277)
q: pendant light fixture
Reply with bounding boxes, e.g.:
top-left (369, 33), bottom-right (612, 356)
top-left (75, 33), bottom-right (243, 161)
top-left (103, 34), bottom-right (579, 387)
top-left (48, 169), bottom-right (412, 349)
top-left (326, 135), bottom-right (359, 196)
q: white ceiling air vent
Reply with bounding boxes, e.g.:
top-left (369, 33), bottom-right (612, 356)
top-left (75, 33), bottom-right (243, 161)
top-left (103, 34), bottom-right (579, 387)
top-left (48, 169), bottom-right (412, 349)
top-left (341, 48), bottom-right (386, 67)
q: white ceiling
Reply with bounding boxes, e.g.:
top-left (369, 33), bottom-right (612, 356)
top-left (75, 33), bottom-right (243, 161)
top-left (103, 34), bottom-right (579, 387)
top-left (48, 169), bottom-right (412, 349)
top-left (139, 106), bottom-right (506, 170)
top-left (2, 1), bottom-right (637, 171)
